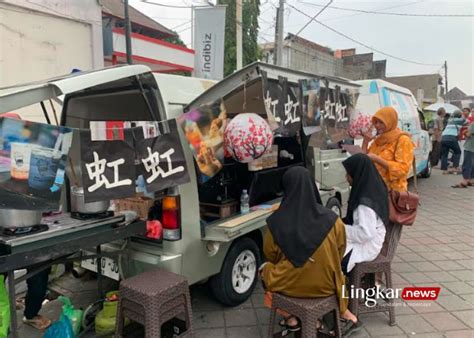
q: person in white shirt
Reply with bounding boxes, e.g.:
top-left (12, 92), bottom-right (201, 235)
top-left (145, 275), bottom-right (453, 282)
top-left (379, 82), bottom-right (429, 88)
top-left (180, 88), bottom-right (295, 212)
top-left (341, 153), bottom-right (389, 274)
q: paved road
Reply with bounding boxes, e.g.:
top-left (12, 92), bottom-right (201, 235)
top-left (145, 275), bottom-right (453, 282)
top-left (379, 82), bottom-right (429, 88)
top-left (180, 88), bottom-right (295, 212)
top-left (16, 168), bottom-right (474, 338)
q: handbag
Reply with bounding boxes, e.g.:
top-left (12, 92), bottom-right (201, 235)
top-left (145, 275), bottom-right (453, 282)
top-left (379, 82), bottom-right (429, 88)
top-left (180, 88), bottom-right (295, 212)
top-left (388, 157), bottom-right (419, 226)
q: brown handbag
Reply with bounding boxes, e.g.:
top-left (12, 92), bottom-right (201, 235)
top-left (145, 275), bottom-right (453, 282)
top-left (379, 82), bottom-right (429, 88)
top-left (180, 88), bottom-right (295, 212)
top-left (388, 159), bottom-right (419, 225)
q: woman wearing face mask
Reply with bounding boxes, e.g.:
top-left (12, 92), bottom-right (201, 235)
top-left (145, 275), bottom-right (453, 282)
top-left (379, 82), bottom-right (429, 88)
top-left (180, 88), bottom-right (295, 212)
top-left (362, 107), bottom-right (414, 192)
top-left (341, 154), bottom-right (390, 275)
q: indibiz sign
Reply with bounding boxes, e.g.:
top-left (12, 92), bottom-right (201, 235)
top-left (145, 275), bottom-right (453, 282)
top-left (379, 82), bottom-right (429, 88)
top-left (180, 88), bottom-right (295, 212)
top-left (194, 6), bottom-right (226, 80)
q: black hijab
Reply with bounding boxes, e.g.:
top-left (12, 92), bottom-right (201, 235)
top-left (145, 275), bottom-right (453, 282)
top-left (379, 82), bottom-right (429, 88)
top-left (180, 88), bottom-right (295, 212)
top-left (266, 166), bottom-right (338, 268)
top-left (342, 153), bottom-right (389, 226)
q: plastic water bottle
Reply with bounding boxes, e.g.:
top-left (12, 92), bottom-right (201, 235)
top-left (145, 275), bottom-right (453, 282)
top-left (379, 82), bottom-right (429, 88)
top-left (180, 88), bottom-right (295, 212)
top-left (240, 189), bottom-right (250, 214)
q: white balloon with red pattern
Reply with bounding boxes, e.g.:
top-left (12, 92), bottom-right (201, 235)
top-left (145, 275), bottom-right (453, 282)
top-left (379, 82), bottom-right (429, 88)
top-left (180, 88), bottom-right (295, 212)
top-left (224, 113), bottom-right (274, 163)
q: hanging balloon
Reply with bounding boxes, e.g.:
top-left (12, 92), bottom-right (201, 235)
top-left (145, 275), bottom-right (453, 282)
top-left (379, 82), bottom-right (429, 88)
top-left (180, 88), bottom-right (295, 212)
top-left (224, 113), bottom-right (273, 163)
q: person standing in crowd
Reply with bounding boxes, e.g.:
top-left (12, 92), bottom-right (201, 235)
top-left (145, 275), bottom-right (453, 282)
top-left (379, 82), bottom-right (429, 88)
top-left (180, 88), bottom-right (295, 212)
top-left (440, 110), bottom-right (466, 175)
top-left (362, 106), bottom-right (414, 192)
top-left (469, 108), bottom-right (474, 125)
top-left (341, 154), bottom-right (389, 275)
top-left (261, 167), bottom-right (361, 336)
top-left (431, 108), bottom-right (446, 166)
top-left (452, 120), bottom-right (474, 188)
top-left (462, 108), bottom-right (470, 120)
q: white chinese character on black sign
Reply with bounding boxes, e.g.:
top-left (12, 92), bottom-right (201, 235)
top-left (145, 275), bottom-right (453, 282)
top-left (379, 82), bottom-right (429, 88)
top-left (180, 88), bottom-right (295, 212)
top-left (264, 90), bottom-right (281, 123)
top-left (142, 147), bottom-right (185, 184)
top-left (284, 95), bottom-right (301, 125)
top-left (85, 151), bottom-right (132, 192)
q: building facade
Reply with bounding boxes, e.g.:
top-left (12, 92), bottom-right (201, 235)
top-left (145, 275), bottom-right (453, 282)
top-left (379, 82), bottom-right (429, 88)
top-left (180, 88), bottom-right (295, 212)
top-left (0, 0), bottom-right (104, 121)
top-left (260, 34), bottom-right (386, 80)
top-left (445, 87), bottom-right (474, 109)
top-left (384, 74), bottom-right (444, 107)
top-left (102, 0), bottom-right (194, 73)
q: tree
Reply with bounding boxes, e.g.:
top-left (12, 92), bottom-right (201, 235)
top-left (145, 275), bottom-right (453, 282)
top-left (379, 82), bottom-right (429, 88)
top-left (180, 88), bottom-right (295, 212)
top-left (217, 0), bottom-right (261, 77)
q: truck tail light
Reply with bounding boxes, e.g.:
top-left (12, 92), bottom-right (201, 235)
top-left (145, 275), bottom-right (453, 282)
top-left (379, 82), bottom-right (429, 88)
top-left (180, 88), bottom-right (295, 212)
top-left (162, 196), bottom-right (181, 241)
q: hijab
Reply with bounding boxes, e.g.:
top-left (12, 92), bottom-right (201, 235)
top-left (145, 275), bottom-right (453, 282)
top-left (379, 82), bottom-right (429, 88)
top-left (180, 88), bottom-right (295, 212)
top-left (266, 166), bottom-right (338, 268)
top-left (343, 153), bottom-right (389, 226)
top-left (372, 107), bottom-right (409, 146)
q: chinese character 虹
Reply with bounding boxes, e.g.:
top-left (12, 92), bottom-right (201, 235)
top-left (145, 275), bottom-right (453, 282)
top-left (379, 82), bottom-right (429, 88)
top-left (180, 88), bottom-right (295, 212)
top-left (142, 147), bottom-right (185, 184)
top-left (85, 152), bottom-right (132, 192)
top-left (284, 95), bottom-right (301, 125)
top-left (264, 90), bottom-right (281, 123)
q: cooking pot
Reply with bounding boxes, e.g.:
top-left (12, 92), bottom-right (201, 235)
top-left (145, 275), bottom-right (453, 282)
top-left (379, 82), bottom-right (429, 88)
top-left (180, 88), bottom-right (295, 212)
top-left (0, 209), bottom-right (43, 228)
top-left (70, 186), bottom-right (110, 214)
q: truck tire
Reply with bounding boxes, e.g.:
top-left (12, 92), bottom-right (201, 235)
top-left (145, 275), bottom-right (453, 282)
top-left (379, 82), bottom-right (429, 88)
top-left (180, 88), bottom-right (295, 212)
top-left (420, 158), bottom-right (432, 178)
top-left (326, 197), bottom-right (342, 217)
top-left (210, 237), bottom-right (261, 306)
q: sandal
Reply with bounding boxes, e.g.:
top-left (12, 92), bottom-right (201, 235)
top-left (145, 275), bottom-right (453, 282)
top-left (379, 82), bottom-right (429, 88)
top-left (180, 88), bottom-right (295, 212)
top-left (318, 320), bottom-right (336, 336)
top-left (279, 317), bottom-right (301, 336)
top-left (452, 184), bottom-right (468, 188)
top-left (341, 318), bottom-right (363, 337)
top-left (23, 315), bottom-right (51, 330)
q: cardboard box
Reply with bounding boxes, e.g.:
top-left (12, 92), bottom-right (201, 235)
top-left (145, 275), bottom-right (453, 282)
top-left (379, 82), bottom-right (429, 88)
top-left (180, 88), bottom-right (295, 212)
top-left (113, 194), bottom-right (155, 220)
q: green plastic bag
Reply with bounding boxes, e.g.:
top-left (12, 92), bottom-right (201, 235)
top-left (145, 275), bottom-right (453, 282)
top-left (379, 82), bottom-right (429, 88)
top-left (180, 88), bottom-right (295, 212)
top-left (95, 291), bottom-right (124, 337)
top-left (58, 296), bottom-right (83, 337)
top-left (0, 275), bottom-right (10, 338)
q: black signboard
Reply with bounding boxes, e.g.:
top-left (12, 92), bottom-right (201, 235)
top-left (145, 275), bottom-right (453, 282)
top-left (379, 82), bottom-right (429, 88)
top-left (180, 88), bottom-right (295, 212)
top-left (135, 119), bottom-right (190, 192)
top-left (261, 71), bottom-right (302, 136)
top-left (300, 78), bottom-right (359, 144)
top-left (80, 129), bottom-right (136, 203)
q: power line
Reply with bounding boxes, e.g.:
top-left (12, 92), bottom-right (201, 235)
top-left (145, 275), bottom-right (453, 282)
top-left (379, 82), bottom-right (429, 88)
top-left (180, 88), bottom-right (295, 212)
top-left (286, 2), bottom-right (442, 67)
top-left (316, 0), bottom-right (427, 22)
top-left (140, 1), bottom-right (208, 8)
top-left (293, 0), bottom-right (333, 38)
top-left (171, 20), bottom-right (192, 30)
top-left (298, 1), bottom-right (474, 18)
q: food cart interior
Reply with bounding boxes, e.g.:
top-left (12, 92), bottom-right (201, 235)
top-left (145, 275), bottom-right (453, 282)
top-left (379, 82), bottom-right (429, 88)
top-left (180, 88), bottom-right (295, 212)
top-left (194, 76), bottom-right (306, 223)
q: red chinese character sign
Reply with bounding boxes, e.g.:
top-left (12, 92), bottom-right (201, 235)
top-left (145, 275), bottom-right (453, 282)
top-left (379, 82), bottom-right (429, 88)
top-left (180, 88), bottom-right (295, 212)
top-left (224, 113), bottom-right (273, 163)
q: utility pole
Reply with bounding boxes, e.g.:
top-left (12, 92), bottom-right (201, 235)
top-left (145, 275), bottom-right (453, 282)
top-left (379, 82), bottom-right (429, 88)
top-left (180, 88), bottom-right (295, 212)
top-left (191, 5), bottom-right (194, 49)
top-left (236, 0), bottom-right (243, 70)
top-left (274, 0), bottom-right (284, 66)
top-left (444, 60), bottom-right (448, 101)
top-left (124, 0), bottom-right (133, 64)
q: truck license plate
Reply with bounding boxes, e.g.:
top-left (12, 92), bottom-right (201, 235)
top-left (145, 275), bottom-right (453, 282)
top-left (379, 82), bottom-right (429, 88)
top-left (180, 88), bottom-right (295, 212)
top-left (81, 251), bottom-right (120, 280)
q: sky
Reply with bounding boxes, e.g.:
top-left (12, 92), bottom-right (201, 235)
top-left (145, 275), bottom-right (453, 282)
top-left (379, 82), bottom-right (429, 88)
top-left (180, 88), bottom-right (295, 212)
top-left (130, 0), bottom-right (474, 94)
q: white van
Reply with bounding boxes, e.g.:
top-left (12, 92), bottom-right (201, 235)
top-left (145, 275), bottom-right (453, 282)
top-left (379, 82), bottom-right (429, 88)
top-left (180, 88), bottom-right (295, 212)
top-left (355, 79), bottom-right (432, 178)
top-left (0, 63), bottom-right (356, 307)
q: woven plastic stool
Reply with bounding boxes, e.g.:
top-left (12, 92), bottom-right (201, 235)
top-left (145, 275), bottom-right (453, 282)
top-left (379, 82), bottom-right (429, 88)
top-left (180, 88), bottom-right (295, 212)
top-left (268, 294), bottom-right (342, 338)
top-left (348, 222), bottom-right (403, 326)
top-left (115, 269), bottom-right (194, 338)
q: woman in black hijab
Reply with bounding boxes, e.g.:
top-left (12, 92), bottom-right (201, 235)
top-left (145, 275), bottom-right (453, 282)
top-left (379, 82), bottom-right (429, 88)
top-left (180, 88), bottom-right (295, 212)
top-left (261, 166), bottom-right (360, 334)
top-left (341, 153), bottom-right (389, 274)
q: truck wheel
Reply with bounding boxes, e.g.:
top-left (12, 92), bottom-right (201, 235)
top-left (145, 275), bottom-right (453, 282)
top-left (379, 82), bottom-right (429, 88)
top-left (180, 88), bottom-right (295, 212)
top-left (210, 237), bottom-right (261, 306)
top-left (420, 159), bottom-right (432, 178)
top-left (326, 197), bottom-right (342, 217)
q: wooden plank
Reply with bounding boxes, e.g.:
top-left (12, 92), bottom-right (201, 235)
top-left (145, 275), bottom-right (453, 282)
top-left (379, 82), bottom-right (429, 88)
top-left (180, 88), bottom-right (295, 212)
top-left (217, 209), bottom-right (273, 228)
